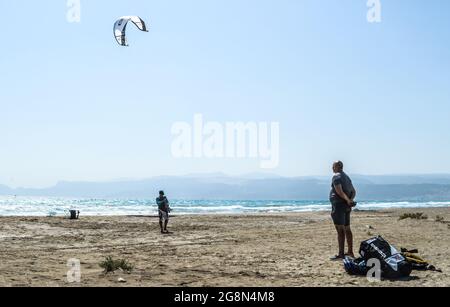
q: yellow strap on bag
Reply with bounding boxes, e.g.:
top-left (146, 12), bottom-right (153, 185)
top-left (403, 252), bottom-right (429, 265)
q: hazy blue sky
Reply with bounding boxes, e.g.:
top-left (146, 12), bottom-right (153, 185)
top-left (1, 0), bottom-right (450, 187)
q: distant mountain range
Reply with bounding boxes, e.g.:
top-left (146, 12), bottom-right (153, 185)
top-left (2, 173), bottom-right (450, 201)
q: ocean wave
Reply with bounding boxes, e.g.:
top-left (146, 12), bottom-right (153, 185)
top-left (0, 196), bottom-right (449, 216)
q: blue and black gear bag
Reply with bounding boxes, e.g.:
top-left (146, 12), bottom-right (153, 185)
top-left (343, 257), bottom-right (368, 276)
top-left (359, 236), bottom-right (412, 279)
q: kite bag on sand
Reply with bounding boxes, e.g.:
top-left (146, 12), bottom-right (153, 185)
top-left (359, 236), bottom-right (412, 279)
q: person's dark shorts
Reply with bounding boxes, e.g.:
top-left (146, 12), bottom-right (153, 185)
top-left (331, 201), bottom-right (351, 226)
top-left (158, 209), bottom-right (169, 222)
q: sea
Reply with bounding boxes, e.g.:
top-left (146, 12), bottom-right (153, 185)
top-left (0, 196), bottom-right (449, 217)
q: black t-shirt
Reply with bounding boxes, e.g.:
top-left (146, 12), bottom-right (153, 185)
top-left (329, 172), bottom-right (355, 202)
top-left (156, 196), bottom-right (169, 211)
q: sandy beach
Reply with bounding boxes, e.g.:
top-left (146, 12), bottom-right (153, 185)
top-left (0, 208), bottom-right (449, 287)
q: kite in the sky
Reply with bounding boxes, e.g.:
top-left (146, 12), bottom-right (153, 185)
top-left (114, 16), bottom-right (149, 46)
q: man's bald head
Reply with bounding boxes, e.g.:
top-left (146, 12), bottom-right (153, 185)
top-left (333, 161), bottom-right (344, 173)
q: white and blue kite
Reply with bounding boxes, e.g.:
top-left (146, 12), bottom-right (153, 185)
top-left (114, 16), bottom-right (149, 46)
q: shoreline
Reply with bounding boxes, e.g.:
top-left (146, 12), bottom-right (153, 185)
top-left (0, 207), bottom-right (449, 287)
top-left (1, 205), bottom-right (450, 218)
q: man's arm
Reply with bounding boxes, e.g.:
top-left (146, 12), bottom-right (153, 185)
top-left (334, 184), bottom-right (353, 205)
top-left (351, 189), bottom-right (357, 201)
top-left (164, 197), bottom-right (171, 211)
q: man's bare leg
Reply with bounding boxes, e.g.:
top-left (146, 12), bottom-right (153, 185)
top-left (335, 225), bottom-right (346, 258)
top-left (344, 226), bottom-right (354, 257)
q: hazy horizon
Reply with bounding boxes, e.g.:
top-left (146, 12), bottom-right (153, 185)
top-left (3, 171), bottom-right (450, 190)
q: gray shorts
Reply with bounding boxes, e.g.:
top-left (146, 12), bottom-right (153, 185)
top-left (158, 210), bottom-right (169, 222)
top-left (331, 201), bottom-right (351, 226)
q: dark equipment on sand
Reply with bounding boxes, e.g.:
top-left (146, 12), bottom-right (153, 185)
top-left (69, 210), bottom-right (80, 220)
top-left (359, 236), bottom-right (412, 279)
top-left (343, 236), bottom-right (412, 279)
top-left (401, 248), bottom-right (442, 272)
top-left (344, 237), bottom-right (443, 278)
top-left (343, 257), bottom-right (369, 276)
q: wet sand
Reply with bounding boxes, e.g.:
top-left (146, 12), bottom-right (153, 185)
top-left (0, 208), bottom-right (449, 287)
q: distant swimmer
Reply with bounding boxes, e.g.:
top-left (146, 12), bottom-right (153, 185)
top-left (329, 161), bottom-right (357, 261)
top-left (156, 190), bottom-right (171, 234)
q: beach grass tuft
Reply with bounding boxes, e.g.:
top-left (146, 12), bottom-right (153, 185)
top-left (398, 212), bottom-right (428, 221)
top-left (100, 256), bottom-right (134, 273)
top-left (435, 215), bottom-right (445, 223)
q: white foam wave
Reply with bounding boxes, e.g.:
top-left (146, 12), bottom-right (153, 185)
top-left (0, 196), bottom-right (449, 216)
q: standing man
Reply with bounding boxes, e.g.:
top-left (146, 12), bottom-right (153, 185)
top-left (156, 190), bottom-right (171, 234)
top-left (329, 161), bottom-right (357, 260)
